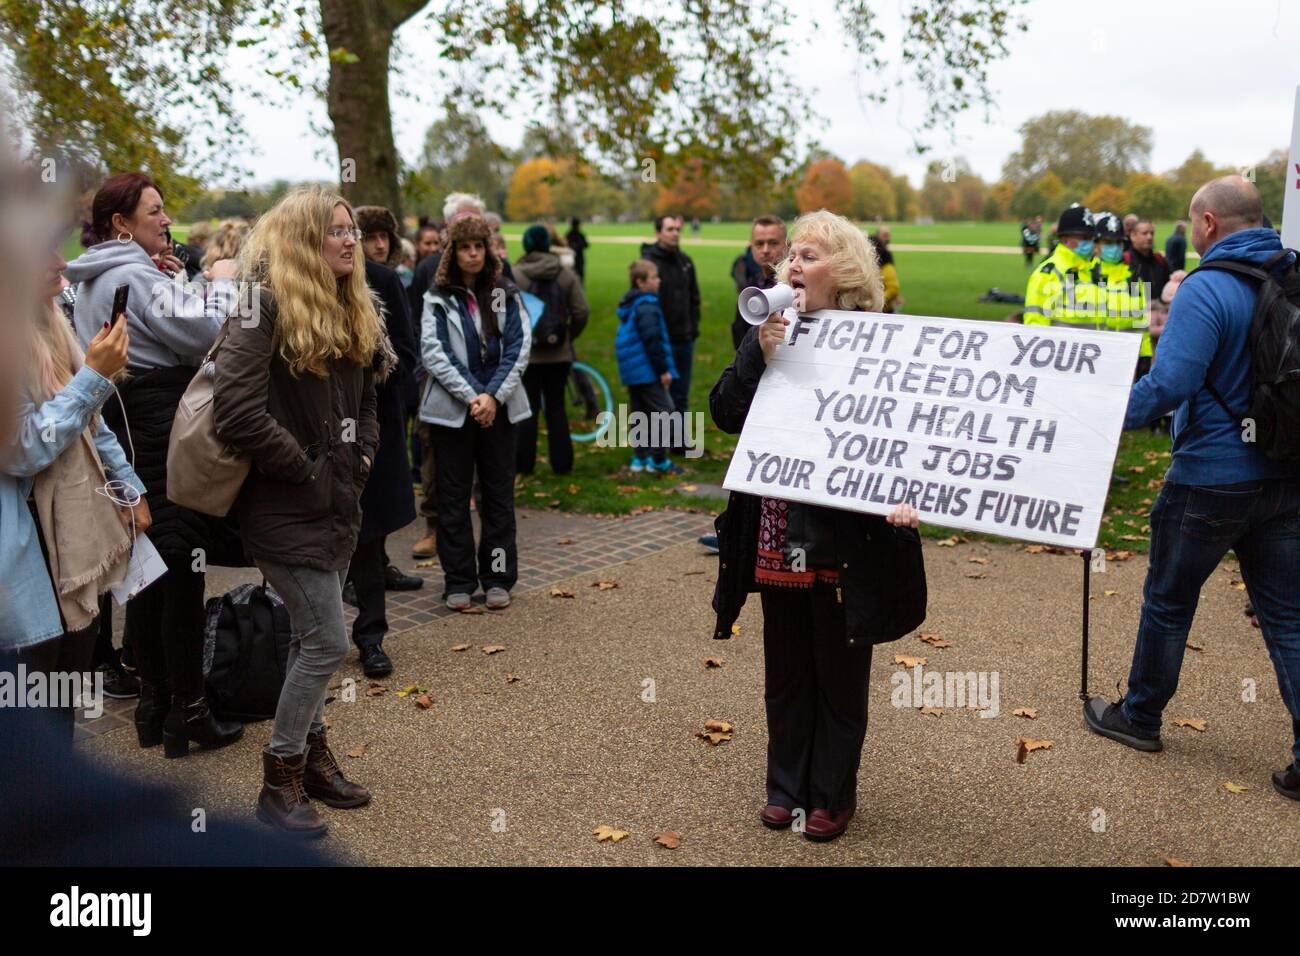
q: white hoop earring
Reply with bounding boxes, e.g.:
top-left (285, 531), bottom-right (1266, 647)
top-left (116, 231), bottom-right (133, 244)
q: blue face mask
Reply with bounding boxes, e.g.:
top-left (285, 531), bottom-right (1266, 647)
top-left (1100, 242), bottom-right (1124, 264)
top-left (1073, 239), bottom-right (1095, 259)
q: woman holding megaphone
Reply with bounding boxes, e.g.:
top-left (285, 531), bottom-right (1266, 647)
top-left (709, 210), bottom-right (927, 844)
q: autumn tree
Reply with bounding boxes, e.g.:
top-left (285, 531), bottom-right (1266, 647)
top-left (1082, 183), bottom-right (1127, 216)
top-left (796, 159), bottom-right (853, 214)
top-left (654, 159), bottom-right (721, 221)
top-left (849, 162), bottom-right (897, 221)
top-left (1003, 111), bottom-right (1152, 190)
top-left (1126, 178), bottom-right (1181, 220)
top-left (505, 158), bottom-right (557, 221)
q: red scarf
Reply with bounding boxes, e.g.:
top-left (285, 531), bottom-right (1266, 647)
top-left (755, 497), bottom-right (839, 588)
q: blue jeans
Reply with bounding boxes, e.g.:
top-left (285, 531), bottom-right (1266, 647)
top-left (1121, 478), bottom-right (1300, 769)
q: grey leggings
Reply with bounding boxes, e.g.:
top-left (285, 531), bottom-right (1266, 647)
top-left (256, 561), bottom-right (349, 757)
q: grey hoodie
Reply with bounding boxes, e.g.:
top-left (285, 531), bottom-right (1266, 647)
top-left (63, 241), bottom-right (237, 369)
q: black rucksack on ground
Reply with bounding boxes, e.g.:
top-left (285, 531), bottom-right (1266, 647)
top-left (203, 582), bottom-right (293, 722)
top-left (1196, 249), bottom-right (1300, 462)
top-left (529, 276), bottom-right (570, 349)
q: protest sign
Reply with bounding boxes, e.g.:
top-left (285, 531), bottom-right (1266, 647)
top-left (722, 312), bottom-right (1140, 548)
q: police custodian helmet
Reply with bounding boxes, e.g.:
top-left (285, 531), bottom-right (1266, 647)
top-left (1056, 203), bottom-right (1095, 237)
top-left (1093, 211), bottom-right (1125, 241)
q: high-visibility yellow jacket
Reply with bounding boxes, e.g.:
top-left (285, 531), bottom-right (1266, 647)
top-left (1097, 258), bottom-right (1152, 358)
top-left (1023, 243), bottom-right (1102, 329)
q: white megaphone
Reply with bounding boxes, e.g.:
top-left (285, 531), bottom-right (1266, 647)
top-left (737, 282), bottom-right (797, 325)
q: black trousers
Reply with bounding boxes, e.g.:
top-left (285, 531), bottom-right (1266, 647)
top-left (431, 416), bottom-right (518, 596)
top-left (516, 362), bottom-right (573, 476)
top-left (347, 534), bottom-right (388, 649)
top-left (761, 585), bottom-right (873, 813)
top-left (0, 622), bottom-right (99, 742)
top-left (126, 553), bottom-right (206, 699)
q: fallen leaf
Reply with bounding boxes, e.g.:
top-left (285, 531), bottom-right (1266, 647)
top-left (450, 643), bottom-right (470, 652)
top-left (1186, 640), bottom-right (1204, 652)
top-left (681, 484), bottom-right (699, 492)
top-left (1129, 465), bottom-right (1146, 474)
top-left (1108, 550), bottom-right (1134, 561)
top-left (549, 587), bottom-right (575, 599)
top-left (1162, 856), bottom-right (1191, 868)
top-left (968, 557), bottom-right (989, 565)
top-left (567, 484), bottom-right (580, 495)
top-left (1013, 707), bottom-right (1038, 719)
top-left (895, 654), bottom-right (927, 667)
top-left (505, 672), bottom-right (521, 683)
top-left (347, 744), bottom-right (366, 758)
top-left (558, 537), bottom-right (573, 545)
top-left (653, 831), bottom-right (681, 849)
top-left (1025, 544), bottom-right (1048, 554)
top-left (919, 633), bottom-right (952, 648)
top-left (458, 604), bottom-right (486, 614)
top-left (1014, 737), bottom-right (1053, 763)
top-left (414, 694), bottom-right (434, 710)
top-left (1222, 781), bottom-right (1249, 793)
top-left (919, 706), bottom-right (943, 717)
top-left (482, 644), bottom-right (506, 655)
top-left (703, 719), bottom-right (733, 733)
top-left (592, 580), bottom-right (619, 590)
top-left (965, 570), bottom-right (986, 579)
top-left (532, 491), bottom-right (547, 497)
top-left (730, 624), bottom-right (740, 636)
top-left (697, 731), bottom-right (730, 745)
top-left (394, 684), bottom-right (423, 698)
top-left (703, 657), bottom-right (724, 668)
top-left (1120, 534), bottom-right (1145, 542)
top-left (548, 499), bottom-right (561, 507)
top-left (593, 825), bottom-right (629, 843)
top-left (1173, 717), bottom-right (1207, 732)
top-left (414, 559), bottom-right (438, 569)
top-left (936, 537), bottom-right (957, 548)
top-left (1230, 580), bottom-right (1246, 591)
top-left (1104, 589), bottom-right (1118, 596)
top-left (322, 715), bottom-right (332, 729)
top-left (366, 684), bottom-right (387, 697)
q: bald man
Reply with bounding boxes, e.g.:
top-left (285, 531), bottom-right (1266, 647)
top-left (1085, 176), bottom-right (1300, 803)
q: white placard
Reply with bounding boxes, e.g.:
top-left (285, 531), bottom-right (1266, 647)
top-left (722, 312), bottom-right (1140, 549)
top-left (1282, 86), bottom-right (1300, 252)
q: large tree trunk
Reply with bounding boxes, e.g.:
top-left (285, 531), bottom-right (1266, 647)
top-left (320, 0), bottom-right (428, 224)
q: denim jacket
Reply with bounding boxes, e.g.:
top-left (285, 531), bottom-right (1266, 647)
top-left (1, 366), bottom-right (144, 649)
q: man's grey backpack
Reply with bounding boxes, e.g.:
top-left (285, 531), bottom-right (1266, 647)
top-left (1196, 250), bottom-right (1300, 462)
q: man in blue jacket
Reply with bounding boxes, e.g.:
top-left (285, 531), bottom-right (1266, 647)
top-left (1084, 176), bottom-right (1300, 803)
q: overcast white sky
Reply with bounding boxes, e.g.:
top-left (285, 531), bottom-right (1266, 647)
top-left (224, 0), bottom-right (1300, 190)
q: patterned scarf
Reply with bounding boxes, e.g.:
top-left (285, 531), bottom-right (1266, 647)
top-left (755, 497), bottom-right (839, 589)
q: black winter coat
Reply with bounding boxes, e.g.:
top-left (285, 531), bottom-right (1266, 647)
top-left (640, 241), bottom-right (701, 343)
top-left (708, 328), bottom-right (927, 649)
top-left (103, 367), bottom-right (248, 566)
top-left (360, 260), bottom-right (419, 542)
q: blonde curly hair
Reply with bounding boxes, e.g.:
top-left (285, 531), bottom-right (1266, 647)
top-left (776, 209), bottom-right (884, 312)
top-left (238, 187), bottom-right (389, 378)
top-left (201, 218), bottom-right (251, 269)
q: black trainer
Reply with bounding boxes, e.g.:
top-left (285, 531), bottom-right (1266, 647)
top-left (100, 663), bottom-right (141, 700)
top-left (1273, 765), bottom-right (1300, 801)
top-left (1083, 696), bottom-right (1163, 752)
top-left (385, 564), bottom-right (424, 591)
top-left (360, 643), bottom-right (393, 679)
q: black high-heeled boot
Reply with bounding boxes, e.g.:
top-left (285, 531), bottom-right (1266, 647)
top-left (161, 695), bottom-right (244, 758)
top-left (134, 679), bottom-right (171, 748)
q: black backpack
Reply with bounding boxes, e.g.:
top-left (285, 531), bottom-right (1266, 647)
top-left (203, 582), bottom-right (293, 722)
top-left (529, 276), bottom-right (570, 349)
top-left (1196, 250), bottom-right (1300, 462)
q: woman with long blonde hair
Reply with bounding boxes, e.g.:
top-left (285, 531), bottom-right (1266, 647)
top-left (214, 187), bottom-right (389, 837)
top-left (710, 210), bottom-right (927, 844)
top-left (200, 218), bottom-right (251, 271)
top-left (1, 243), bottom-right (149, 738)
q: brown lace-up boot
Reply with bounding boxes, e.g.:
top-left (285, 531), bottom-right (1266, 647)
top-left (256, 750), bottom-right (328, 837)
top-left (304, 729), bottom-right (371, 808)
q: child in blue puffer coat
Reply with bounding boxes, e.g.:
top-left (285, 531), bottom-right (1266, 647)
top-left (614, 260), bottom-right (682, 474)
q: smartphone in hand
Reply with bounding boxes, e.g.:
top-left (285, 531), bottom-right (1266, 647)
top-left (110, 284), bottom-right (130, 325)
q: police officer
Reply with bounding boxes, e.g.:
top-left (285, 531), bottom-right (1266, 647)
top-left (1024, 204), bottom-right (1100, 329)
top-left (1094, 211), bottom-right (1152, 379)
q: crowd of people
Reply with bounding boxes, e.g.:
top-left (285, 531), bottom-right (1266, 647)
top-left (1, 158), bottom-right (1296, 849)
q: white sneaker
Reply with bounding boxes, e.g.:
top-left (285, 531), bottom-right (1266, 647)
top-left (485, 587), bottom-right (511, 609)
top-left (446, 592), bottom-right (472, 611)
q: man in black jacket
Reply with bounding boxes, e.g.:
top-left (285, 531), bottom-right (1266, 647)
top-left (1124, 217), bottom-right (1172, 303)
top-left (729, 215), bottom-right (787, 350)
top-left (640, 215), bottom-right (700, 451)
